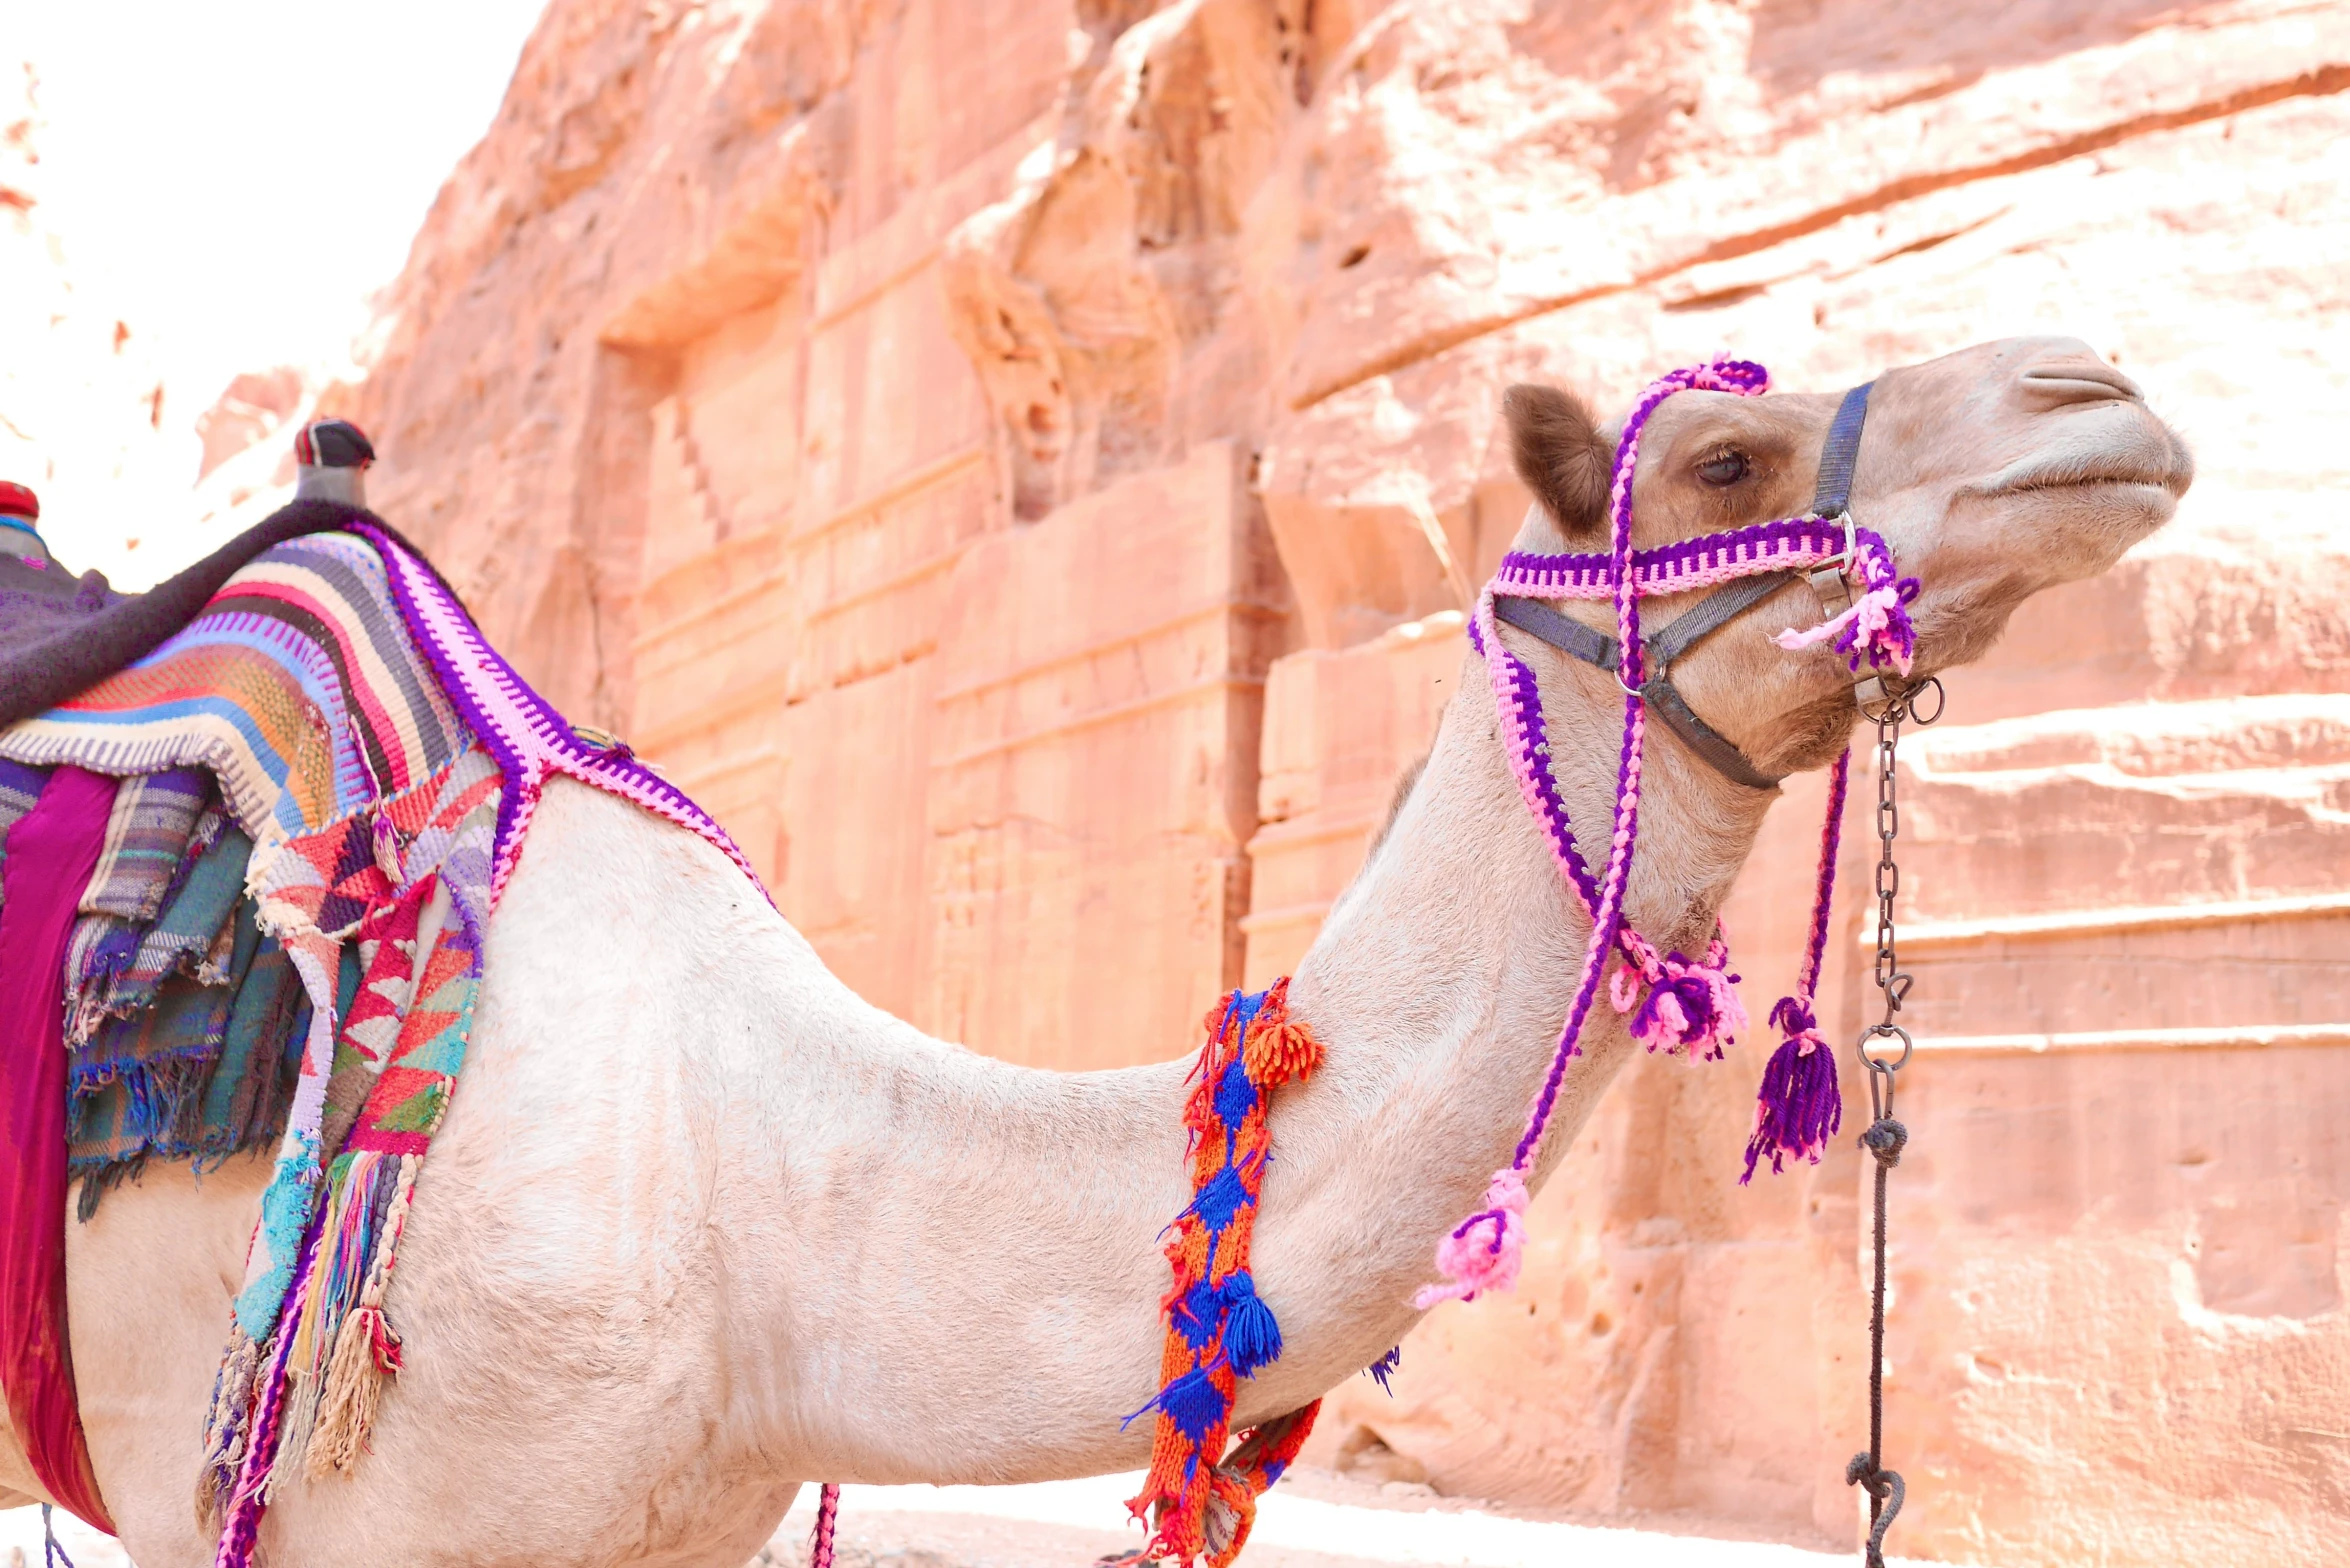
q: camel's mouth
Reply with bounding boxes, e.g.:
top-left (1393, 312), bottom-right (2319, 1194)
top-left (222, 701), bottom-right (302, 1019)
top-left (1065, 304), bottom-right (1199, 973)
top-left (1990, 473), bottom-right (2188, 545)
top-left (2000, 474), bottom-right (2180, 500)
top-left (1981, 437), bottom-right (2195, 503)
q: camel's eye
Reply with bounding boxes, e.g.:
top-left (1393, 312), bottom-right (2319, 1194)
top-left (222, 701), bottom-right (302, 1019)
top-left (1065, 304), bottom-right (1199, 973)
top-left (1696, 450), bottom-right (1749, 487)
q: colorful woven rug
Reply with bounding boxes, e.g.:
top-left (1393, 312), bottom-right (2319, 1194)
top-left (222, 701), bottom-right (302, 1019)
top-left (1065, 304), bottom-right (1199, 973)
top-left (0, 766), bottom-right (120, 1532)
top-left (0, 499), bottom-right (439, 734)
top-left (0, 504), bottom-right (765, 1564)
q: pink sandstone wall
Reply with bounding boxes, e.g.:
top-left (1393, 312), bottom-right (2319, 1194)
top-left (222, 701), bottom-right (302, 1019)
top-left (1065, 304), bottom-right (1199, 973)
top-left (312, 2), bottom-right (2350, 1560)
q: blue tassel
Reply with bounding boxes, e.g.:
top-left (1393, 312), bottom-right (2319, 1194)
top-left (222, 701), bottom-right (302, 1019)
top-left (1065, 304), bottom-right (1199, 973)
top-left (1367, 1345), bottom-right (1402, 1394)
top-left (1220, 1271), bottom-right (1283, 1377)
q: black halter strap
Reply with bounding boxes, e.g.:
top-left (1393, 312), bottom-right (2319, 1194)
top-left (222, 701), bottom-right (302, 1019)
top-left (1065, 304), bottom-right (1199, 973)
top-left (1495, 380), bottom-right (1877, 791)
top-left (1812, 382), bottom-right (1873, 517)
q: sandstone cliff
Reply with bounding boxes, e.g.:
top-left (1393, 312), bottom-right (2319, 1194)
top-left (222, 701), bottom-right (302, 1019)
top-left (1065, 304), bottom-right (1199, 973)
top-left (335, 2), bottom-right (2350, 1561)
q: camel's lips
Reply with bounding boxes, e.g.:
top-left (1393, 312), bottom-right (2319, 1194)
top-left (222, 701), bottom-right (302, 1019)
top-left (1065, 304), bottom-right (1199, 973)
top-left (1981, 433), bottom-right (2195, 502)
top-left (2001, 474), bottom-right (2181, 499)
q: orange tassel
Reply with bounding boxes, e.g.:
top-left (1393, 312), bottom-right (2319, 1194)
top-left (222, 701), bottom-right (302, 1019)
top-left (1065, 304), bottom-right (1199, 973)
top-left (1242, 979), bottom-right (1324, 1085)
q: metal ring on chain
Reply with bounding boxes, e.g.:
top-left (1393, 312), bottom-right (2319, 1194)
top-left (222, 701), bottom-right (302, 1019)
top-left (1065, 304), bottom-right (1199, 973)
top-left (1858, 1023), bottom-right (1913, 1073)
top-left (1860, 671), bottom-right (1946, 727)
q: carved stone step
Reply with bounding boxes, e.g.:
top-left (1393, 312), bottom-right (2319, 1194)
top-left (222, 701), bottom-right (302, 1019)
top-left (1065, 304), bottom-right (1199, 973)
top-left (1889, 695), bottom-right (2350, 1041)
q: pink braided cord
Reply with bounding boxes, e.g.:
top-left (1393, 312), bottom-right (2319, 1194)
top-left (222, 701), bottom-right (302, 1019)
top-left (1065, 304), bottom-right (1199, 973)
top-left (352, 524), bottom-right (771, 910)
top-left (810, 1483), bottom-right (840, 1568)
top-left (1795, 749), bottom-right (1852, 1001)
top-left (1473, 597), bottom-right (1605, 912)
top-left (1422, 359), bottom-right (1768, 1308)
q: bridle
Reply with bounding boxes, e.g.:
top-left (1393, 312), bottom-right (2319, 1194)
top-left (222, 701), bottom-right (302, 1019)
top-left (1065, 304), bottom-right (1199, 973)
top-left (1490, 379), bottom-right (1882, 790)
top-left (1415, 359), bottom-right (1923, 1311)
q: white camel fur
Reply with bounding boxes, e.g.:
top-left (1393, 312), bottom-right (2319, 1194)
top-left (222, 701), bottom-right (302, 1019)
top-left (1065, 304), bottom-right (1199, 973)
top-left (0, 335), bottom-right (2190, 1566)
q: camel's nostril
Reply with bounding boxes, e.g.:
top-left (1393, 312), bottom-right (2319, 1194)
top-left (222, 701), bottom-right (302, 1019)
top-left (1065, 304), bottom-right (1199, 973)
top-left (2020, 359), bottom-right (2143, 408)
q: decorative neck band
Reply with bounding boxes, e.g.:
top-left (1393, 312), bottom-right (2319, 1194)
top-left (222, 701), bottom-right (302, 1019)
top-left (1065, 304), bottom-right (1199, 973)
top-left (1491, 515), bottom-right (1850, 598)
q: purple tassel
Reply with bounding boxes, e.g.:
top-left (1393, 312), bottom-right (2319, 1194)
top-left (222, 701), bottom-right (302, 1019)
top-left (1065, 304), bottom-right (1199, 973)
top-left (1772, 531), bottom-right (1920, 674)
top-left (1742, 997), bottom-right (1842, 1183)
top-left (1615, 936), bottom-right (1747, 1062)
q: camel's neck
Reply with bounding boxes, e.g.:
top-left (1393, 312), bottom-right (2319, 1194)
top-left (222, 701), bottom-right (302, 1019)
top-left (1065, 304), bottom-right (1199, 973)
top-left (1245, 645), bottom-right (1775, 1401)
top-left (698, 642), bottom-right (1776, 1483)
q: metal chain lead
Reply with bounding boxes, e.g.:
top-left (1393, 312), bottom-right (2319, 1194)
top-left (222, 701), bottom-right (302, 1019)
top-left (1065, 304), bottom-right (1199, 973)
top-left (1846, 674), bottom-right (1941, 1568)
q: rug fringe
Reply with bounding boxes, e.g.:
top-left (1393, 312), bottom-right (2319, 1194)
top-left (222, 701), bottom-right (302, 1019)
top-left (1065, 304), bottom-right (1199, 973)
top-left (265, 1368), bottom-right (316, 1502)
top-left (195, 1331), bottom-right (260, 1527)
top-left (252, 1147), bottom-right (407, 1484)
top-left (304, 1154), bottom-right (415, 1477)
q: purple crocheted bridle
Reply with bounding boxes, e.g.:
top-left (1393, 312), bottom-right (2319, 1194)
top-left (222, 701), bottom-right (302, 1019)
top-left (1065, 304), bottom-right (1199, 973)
top-left (1418, 358), bottom-right (1921, 1308)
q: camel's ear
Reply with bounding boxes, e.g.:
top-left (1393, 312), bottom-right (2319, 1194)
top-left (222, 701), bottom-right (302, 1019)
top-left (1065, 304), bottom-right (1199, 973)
top-left (1504, 383), bottom-right (1612, 540)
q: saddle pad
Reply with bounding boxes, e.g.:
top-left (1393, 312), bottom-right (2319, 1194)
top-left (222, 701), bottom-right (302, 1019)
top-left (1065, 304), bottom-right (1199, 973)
top-left (0, 528), bottom-right (469, 852)
top-left (0, 501), bottom-right (441, 735)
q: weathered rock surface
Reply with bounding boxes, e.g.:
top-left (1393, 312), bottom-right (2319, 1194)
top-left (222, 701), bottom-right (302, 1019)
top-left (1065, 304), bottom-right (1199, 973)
top-left (299, 1), bottom-right (2350, 1562)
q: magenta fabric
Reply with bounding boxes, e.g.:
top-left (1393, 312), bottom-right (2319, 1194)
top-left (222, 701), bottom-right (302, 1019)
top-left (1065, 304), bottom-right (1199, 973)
top-left (0, 764), bottom-right (118, 1532)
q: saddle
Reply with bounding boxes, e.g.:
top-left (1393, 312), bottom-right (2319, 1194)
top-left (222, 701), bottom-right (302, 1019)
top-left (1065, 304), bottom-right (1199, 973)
top-left (0, 500), bottom-right (442, 733)
top-left (0, 502), bottom-right (763, 1556)
top-left (0, 508), bottom-right (493, 1535)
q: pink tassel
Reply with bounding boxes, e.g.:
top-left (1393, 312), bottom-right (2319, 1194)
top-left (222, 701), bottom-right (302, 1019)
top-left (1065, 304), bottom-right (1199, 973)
top-left (1619, 947), bottom-right (1748, 1062)
top-left (1773, 538), bottom-right (1919, 674)
top-left (1648, 990), bottom-right (1689, 1039)
top-left (1415, 1168), bottom-right (1530, 1308)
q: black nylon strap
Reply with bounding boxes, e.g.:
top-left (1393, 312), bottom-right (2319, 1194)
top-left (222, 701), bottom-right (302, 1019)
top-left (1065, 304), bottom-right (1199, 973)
top-left (1812, 381), bottom-right (1874, 518)
top-left (1640, 677), bottom-right (1784, 791)
top-left (1492, 591), bottom-right (1790, 789)
top-left (1494, 595), bottom-right (1619, 670)
top-left (1497, 573), bottom-right (1799, 679)
top-left (1645, 572), bottom-right (1799, 666)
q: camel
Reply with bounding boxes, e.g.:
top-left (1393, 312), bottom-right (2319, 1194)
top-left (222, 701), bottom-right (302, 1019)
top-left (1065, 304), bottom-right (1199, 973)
top-left (0, 334), bottom-right (2189, 1566)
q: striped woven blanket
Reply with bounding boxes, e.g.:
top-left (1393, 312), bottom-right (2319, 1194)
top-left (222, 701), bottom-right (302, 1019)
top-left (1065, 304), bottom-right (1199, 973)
top-left (0, 508), bottom-right (765, 1563)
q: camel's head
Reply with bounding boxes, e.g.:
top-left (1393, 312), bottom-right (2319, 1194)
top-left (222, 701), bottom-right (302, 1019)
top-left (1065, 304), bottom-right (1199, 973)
top-left (1505, 335), bottom-right (2193, 774)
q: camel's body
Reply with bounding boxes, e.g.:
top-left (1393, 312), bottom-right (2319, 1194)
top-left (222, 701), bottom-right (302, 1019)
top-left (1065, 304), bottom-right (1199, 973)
top-left (0, 338), bottom-right (2190, 1566)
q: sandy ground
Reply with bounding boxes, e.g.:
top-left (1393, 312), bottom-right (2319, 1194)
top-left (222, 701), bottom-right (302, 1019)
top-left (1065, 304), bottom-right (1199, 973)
top-left (6, 1467), bottom-right (1951, 1567)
